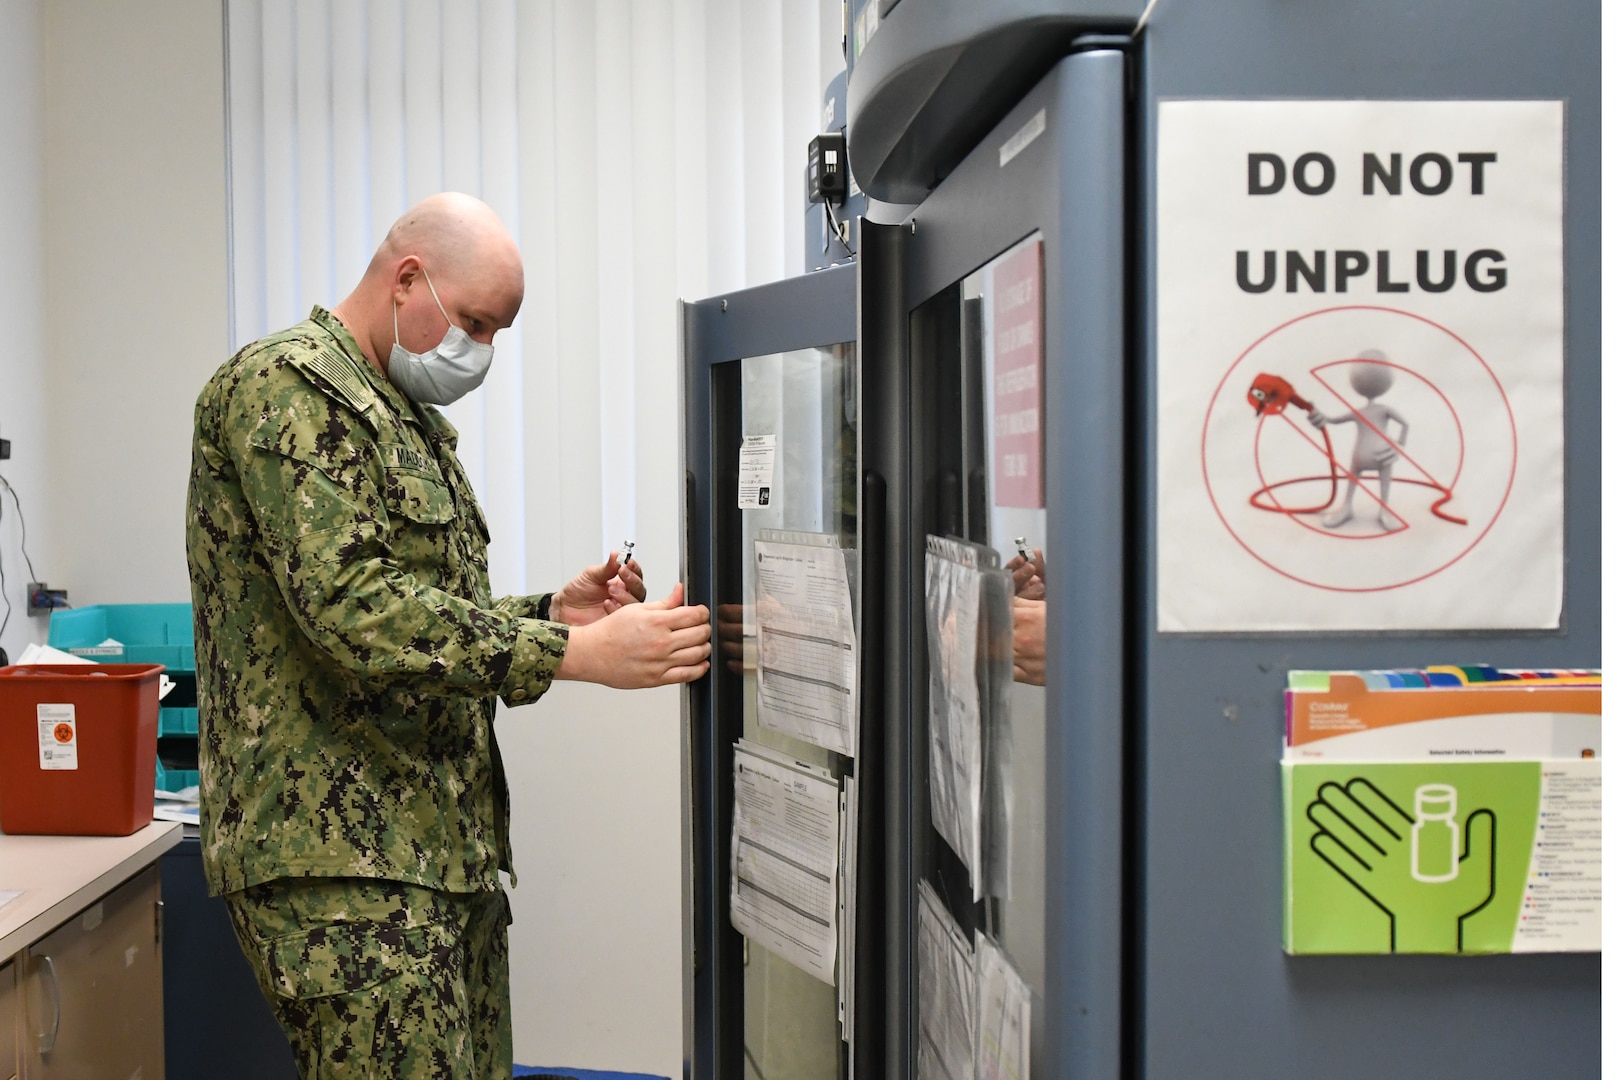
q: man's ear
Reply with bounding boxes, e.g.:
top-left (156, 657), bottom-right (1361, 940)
top-left (391, 255), bottom-right (423, 304)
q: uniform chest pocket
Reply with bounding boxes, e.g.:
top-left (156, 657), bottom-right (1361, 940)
top-left (383, 467), bottom-right (455, 525)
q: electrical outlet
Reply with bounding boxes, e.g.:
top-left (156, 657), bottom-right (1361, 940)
top-left (26, 583), bottom-right (67, 616)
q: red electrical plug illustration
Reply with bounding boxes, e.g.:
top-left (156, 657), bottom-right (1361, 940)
top-left (1245, 354), bottom-right (1466, 530)
top-left (1246, 372), bottom-right (1341, 516)
top-left (1247, 372), bottom-right (1314, 417)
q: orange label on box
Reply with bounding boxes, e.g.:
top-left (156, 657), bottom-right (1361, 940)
top-left (1290, 674), bottom-right (1601, 748)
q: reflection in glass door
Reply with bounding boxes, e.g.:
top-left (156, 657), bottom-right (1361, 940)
top-left (964, 238), bottom-right (1047, 1021)
top-left (913, 233), bottom-right (1047, 1077)
top-left (729, 344), bottom-right (858, 1080)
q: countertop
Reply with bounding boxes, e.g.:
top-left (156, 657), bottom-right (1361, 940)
top-left (0, 821), bottom-right (183, 958)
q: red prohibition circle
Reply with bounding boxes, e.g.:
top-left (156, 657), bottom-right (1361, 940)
top-left (1199, 305), bottom-right (1517, 593)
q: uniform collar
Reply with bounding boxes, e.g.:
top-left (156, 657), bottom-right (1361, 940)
top-left (308, 305), bottom-right (460, 448)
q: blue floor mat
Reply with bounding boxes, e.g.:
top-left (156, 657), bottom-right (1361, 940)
top-left (513, 1068), bottom-right (669, 1080)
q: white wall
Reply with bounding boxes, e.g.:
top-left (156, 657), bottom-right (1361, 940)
top-left (1, 0), bottom-right (228, 660)
top-left (0, 0), bottom-right (47, 665)
top-left (41, 0), bottom-right (228, 609)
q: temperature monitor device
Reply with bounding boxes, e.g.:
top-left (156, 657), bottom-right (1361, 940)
top-left (807, 132), bottom-right (848, 206)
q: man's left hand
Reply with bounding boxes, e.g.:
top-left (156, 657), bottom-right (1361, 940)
top-left (550, 553), bottom-right (647, 626)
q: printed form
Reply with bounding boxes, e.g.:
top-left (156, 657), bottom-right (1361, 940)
top-left (925, 536), bottom-right (986, 896)
top-left (976, 931), bottom-right (1032, 1080)
top-left (730, 740), bottom-right (843, 984)
top-left (918, 882), bottom-right (976, 1080)
top-left (838, 773), bottom-right (860, 1042)
top-left (754, 536), bottom-right (859, 757)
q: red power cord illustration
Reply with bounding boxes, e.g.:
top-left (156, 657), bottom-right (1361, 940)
top-left (1244, 369), bottom-right (1467, 528)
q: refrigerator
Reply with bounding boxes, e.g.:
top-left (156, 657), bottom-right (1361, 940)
top-left (680, 1), bottom-right (1601, 1077)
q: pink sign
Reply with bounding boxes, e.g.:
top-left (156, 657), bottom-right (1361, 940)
top-left (991, 241), bottom-right (1044, 508)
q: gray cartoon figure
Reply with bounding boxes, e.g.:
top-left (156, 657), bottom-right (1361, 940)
top-left (1308, 350), bottom-right (1410, 531)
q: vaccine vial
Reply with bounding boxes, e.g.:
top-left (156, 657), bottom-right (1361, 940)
top-left (1015, 536), bottom-right (1031, 560)
top-left (1411, 783), bottom-right (1461, 883)
top-left (619, 540), bottom-right (635, 564)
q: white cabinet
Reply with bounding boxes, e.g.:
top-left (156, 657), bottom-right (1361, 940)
top-left (1, 959), bottom-right (17, 1080)
top-left (20, 867), bottom-right (164, 1080)
top-left (0, 826), bottom-right (179, 1080)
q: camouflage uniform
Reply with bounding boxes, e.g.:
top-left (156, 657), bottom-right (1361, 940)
top-left (226, 878), bottom-right (512, 1080)
top-left (186, 307), bottom-right (567, 1077)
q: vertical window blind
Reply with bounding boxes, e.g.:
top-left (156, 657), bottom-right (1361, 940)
top-left (225, 0), bottom-right (831, 599)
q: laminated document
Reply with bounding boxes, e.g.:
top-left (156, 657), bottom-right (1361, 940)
top-left (837, 772), bottom-right (859, 1043)
top-left (975, 931), bottom-right (1032, 1080)
top-left (730, 740), bottom-right (842, 984)
top-left (754, 531), bottom-right (859, 757)
top-left (917, 882), bottom-right (975, 1080)
top-left (925, 535), bottom-right (1015, 900)
top-left (1282, 669), bottom-right (1601, 954)
top-left (926, 537), bottom-right (982, 890)
top-left (981, 576), bottom-right (1015, 904)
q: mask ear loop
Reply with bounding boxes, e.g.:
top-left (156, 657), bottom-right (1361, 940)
top-left (420, 266), bottom-right (454, 328)
top-left (393, 262), bottom-right (452, 352)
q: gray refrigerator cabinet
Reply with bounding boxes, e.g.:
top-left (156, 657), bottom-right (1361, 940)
top-left (682, 2), bottom-right (1599, 1077)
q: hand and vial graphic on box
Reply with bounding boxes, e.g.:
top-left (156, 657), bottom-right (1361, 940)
top-left (1281, 669), bottom-right (1600, 955)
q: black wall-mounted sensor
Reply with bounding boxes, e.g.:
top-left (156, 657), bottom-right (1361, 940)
top-left (807, 132), bottom-right (848, 206)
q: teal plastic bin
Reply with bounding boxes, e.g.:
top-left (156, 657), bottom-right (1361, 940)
top-left (155, 758), bottom-right (200, 793)
top-left (49, 603), bottom-right (197, 790)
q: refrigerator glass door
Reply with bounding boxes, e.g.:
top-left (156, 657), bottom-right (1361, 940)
top-left (735, 344), bottom-right (857, 1080)
top-left (681, 261), bottom-right (861, 1080)
top-left (911, 233), bottom-right (1047, 1078)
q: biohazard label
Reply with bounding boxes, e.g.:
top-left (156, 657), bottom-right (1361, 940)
top-left (38, 703), bottom-right (77, 770)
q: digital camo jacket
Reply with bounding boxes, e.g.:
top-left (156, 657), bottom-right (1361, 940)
top-left (186, 307), bottom-right (567, 896)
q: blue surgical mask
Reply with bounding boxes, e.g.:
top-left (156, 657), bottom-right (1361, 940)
top-left (387, 267), bottom-right (494, 405)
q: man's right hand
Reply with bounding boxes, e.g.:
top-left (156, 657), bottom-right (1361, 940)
top-left (556, 582), bottom-right (712, 688)
top-left (716, 603), bottom-right (746, 675)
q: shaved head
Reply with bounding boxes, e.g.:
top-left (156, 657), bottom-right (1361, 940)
top-left (370, 192), bottom-right (521, 287)
top-left (334, 192), bottom-right (524, 375)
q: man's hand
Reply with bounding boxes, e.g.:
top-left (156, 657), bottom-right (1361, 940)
top-left (557, 582), bottom-right (712, 688)
top-left (549, 552), bottom-right (647, 626)
top-left (1012, 597), bottom-right (1046, 686)
top-left (717, 602), bottom-right (746, 675)
top-left (1006, 549), bottom-right (1046, 601)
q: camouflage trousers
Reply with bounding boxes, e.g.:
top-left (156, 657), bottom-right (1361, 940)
top-left (225, 877), bottom-right (513, 1080)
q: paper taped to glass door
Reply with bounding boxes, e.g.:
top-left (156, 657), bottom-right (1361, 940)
top-left (753, 531), bottom-right (859, 757)
top-left (918, 881), bottom-right (976, 1080)
top-left (837, 773), bottom-right (859, 1043)
top-left (730, 739), bottom-right (842, 984)
top-left (975, 931), bottom-right (1032, 1080)
top-left (925, 535), bottom-right (1015, 900)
